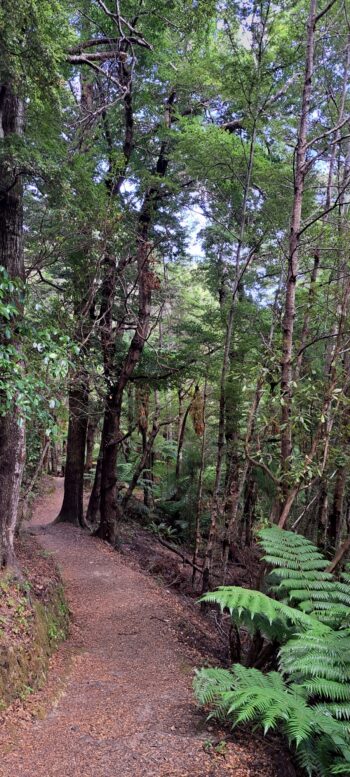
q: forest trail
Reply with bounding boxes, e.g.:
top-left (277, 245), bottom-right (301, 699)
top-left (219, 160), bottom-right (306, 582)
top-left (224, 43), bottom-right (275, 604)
top-left (0, 479), bottom-right (278, 777)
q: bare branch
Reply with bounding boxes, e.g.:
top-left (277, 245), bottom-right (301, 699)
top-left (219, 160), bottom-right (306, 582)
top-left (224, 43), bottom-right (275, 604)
top-left (69, 37), bottom-right (120, 53)
top-left (327, 537), bottom-right (350, 573)
top-left (314, 0), bottom-right (339, 26)
top-left (246, 454), bottom-right (280, 486)
top-left (305, 114), bottom-right (350, 151)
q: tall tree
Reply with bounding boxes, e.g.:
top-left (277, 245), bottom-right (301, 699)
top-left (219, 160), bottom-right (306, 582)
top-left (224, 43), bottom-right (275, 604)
top-left (0, 0), bottom-right (69, 567)
top-left (0, 82), bottom-right (25, 568)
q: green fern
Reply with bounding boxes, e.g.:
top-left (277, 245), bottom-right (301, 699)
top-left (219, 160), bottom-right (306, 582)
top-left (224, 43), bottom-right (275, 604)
top-left (201, 586), bottom-right (330, 645)
top-left (260, 527), bottom-right (350, 628)
top-left (279, 630), bottom-right (350, 683)
top-left (194, 666), bottom-right (234, 706)
top-left (195, 527), bottom-right (350, 776)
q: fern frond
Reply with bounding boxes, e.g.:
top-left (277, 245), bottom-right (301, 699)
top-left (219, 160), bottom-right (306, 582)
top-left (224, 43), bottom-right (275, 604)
top-left (279, 630), bottom-right (350, 682)
top-left (195, 664), bottom-right (314, 742)
top-left (303, 679), bottom-right (350, 702)
top-left (258, 528), bottom-right (350, 629)
top-left (200, 586), bottom-right (329, 634)
top-left (194, 667), bottom-right (234, 706)
top-left (260, 527), bottom-right (328, 572)
top-left (316, 703), bottom-right (350, 720)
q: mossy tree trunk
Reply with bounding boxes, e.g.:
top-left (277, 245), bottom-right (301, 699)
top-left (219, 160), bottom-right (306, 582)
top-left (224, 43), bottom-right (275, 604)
top-left (0, 84), bottom-right (26, 569)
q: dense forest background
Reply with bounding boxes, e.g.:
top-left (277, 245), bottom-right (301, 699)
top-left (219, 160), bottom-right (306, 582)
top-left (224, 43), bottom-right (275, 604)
top-left (2, 0), bottom-right (350, 574)
top-left (2, 1), bottom-right (350, 773)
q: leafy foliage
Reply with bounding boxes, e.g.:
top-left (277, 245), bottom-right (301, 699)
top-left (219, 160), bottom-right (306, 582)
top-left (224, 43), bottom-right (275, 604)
top-left (195, 528), bottom-right (350, 775)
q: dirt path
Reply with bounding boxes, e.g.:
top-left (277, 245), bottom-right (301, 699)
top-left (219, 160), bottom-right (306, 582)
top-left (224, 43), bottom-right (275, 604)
top-left (0, 479), bottom-right (282, 777)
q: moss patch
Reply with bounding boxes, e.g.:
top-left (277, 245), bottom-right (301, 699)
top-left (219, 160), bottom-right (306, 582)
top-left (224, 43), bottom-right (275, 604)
top-left (0, 538), bottom-right (69, 710)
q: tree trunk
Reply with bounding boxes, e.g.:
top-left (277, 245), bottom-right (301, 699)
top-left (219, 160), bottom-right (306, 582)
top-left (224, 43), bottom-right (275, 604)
top-left (85, 418), bottom-right (97, 472)
top-left (0, 84), bottom-right (26, 570)
top-left (56, 372), bottom-right (88, 526)
top-left (328, 467), bottom-right (346, 550)
top-left (243, 474), bottom-right (257, 548)
top-left (202, 124), bottom-right (257, 593)
top-left (192, 378), bottom-right (207, 588)
top-left (95, 390), bottom-right (123, 544)
top-left (279, 0), bottom-right (316, 509)
top-left (124, 384), bottom-right (134, 461)
top-left (122, 420), bottom-right (160, 510)
top-left (85, 451), bottom-right (102, 527)
top-left (0, 412), bottom-right (26, 568)
top-left (294, 249), bottom-right (320, 380)
top-left (175, 401), bottom-right (191, 488)
top-left (91, 92), bottom-right (176, 543)
top-left (51, 441), bottom-right (59, 476)
top-left (96, 230), bottom-right (154, 542)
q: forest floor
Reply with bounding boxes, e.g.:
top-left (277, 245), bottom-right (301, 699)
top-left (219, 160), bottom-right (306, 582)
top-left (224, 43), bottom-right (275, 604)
top-left (0, 478), bottom-right (294, 777)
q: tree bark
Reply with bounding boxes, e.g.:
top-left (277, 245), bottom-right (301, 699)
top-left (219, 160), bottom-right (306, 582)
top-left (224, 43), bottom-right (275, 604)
top-left (294, 249), bottom-right (320, 380)
top-left (276, 32), bottom-right (350, 529)
top-left (0, 84), bottom-right (26, 569)
top-left (56, 372), bottom-right (89, 526)
top-left (85, 417), bottom-right (97, 472)
top-left (57, 60), bottom-right (98, 525)
top-left (85, 452), bottom-right (102, 528)
top-left (96, 232), bottom-right (156, 542)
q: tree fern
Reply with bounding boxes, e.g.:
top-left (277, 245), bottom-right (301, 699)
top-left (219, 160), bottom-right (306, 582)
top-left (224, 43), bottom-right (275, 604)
top-left (259, 527), bottom-right (350, 627)
top-left (195, 527), bottom-right (350, 775)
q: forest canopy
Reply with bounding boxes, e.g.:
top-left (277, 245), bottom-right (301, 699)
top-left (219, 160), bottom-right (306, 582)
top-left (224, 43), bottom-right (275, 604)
top-left (1, 1), bottom-right (350, 772)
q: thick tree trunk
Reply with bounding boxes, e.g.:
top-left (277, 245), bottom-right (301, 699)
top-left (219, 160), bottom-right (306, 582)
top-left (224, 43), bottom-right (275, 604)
top-left (56, 373), bottom-right (88, 526)
top-left (86, 249), bottom-right (116, 529)
top-left (0, 84), bottom-right (26, 569)
top-left (0, 412), bottom-right (26, 568)
top-left (95, 390), bottom-right (123, 544)
top-left (96, 232), bottom-right (153, 542)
